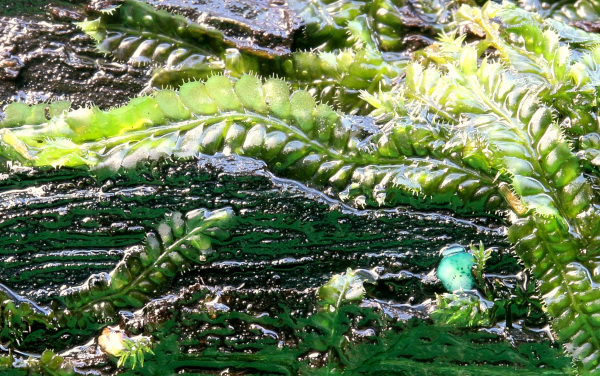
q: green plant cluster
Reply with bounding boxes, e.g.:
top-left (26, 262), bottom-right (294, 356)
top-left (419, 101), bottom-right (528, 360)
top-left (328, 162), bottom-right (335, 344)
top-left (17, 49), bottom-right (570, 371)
top-left (0, 208), bottom-right (232, 371)
top-left (430, 292), bottom-right (492, 327)
top-left (432, 242), bottom-right (547, 329)
top-left (75, 0), bottom-right (405, 114)
top-left (99, 271), bottom-right (571, 375)
top-left (2, 0), bottom-right (600, 373)
top-left (0, 350), bottom-right (73, 376)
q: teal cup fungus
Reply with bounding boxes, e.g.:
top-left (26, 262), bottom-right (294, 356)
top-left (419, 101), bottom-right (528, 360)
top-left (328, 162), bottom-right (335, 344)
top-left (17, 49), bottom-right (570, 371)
top-left (436, 244), bottom-right (476, 292)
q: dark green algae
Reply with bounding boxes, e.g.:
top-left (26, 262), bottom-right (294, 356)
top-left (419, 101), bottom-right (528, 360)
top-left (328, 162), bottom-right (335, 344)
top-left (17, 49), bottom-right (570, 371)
top-left (69, 283), bottom-right (570, 376)
top-left (0, 157), bottom-right (571, 375)
top-left (0, 1), bottom-right (574, 375)
top-left (0, 157), bottom-right (509, 302)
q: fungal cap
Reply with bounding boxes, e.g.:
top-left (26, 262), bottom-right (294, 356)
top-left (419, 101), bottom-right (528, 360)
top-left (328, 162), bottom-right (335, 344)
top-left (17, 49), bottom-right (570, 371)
top-left (436, 244), bottom-right (476, 292)
top-left (98, 327), bottom-right (125, 357)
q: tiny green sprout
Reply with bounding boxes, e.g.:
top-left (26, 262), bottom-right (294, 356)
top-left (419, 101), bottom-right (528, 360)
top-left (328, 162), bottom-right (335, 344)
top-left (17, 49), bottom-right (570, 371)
top-left (470, 241), bottom-right (492, 290)
top-left (317, 268), bottom-right (377, 311)
top-left (117, 336), bottom-right (154, 370)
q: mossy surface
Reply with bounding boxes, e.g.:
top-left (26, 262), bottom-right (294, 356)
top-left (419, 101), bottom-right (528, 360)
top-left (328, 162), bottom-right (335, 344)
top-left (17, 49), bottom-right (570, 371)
top-left (1, 0), bottom-right (599, 374)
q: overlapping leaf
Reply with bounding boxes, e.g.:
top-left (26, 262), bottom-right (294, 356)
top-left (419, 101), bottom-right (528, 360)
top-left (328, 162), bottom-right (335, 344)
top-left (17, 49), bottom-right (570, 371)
top-left (400, 34), bottom-right (600, 372)
top-left (0, 208), bottom-right (232, 347)
top-left (3, 0), bottom-right (600, 373)
top-left (0, 74), bottom-right (502, 213)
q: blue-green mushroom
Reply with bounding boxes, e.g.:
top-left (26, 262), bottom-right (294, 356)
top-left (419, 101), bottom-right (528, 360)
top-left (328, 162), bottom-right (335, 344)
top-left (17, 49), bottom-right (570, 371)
top-left (436, 244), bottom-right (476, 292)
